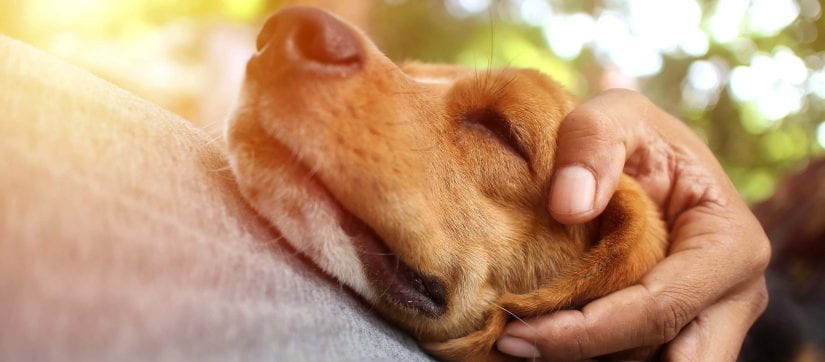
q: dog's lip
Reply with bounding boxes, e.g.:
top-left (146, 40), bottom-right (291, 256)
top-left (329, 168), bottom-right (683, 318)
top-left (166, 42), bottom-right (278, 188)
top-left (256, 134), bottom-right (447, 318)
top-left (338, 209), bottom-right (447, 318)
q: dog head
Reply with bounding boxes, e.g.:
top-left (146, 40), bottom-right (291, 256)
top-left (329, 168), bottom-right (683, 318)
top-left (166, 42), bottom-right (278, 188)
top-left (226, 6), bottom-right (666, 360)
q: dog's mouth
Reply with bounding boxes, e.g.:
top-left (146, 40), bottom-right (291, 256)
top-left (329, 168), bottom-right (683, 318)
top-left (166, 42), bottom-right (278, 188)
top-left (339, 208), bottom-right (447, 318)
top-left (259, 135), bottom-right (447, 318)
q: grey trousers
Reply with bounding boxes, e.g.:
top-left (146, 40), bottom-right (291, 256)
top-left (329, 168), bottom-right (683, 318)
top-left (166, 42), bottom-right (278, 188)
top-left (0, 36), bottom-right (431, 362)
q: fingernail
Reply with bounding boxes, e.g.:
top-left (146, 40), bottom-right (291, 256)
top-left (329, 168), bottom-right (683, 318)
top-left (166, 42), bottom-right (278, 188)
top-left (497, 336), bottom-right (541, 358)
top-left (550, 166), bottom-right (596, 216)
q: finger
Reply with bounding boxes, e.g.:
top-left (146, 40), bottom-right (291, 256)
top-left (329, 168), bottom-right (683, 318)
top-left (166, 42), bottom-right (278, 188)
top-left (499, 223), bottom-right (768, 360)
top-left (549, 89), bottom-right (653, 224)
top-left (599, 278), bottom-right (766, 362)
top-left (500, 285), bottom-right (678, 361)
top-left (664, 277), bottom-right (769, 361)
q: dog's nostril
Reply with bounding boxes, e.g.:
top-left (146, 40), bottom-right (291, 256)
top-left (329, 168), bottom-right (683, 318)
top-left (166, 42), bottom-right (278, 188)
top-left (292, 11), bottom-right (361, 65)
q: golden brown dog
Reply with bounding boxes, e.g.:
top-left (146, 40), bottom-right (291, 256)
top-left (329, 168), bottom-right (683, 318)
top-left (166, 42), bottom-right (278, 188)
top-left (226, 6), bottom-right (667, 361)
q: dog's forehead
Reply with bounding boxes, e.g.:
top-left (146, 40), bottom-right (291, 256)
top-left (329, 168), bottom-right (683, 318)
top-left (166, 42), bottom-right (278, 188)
top-left (442, 69), bottom-right (571, 113)
top-left (411, 76), bottom-right (453, 85)
top-left (400, 63), bottom-right (566, 105)
top-left (400, 62), bottom-right (472, 81)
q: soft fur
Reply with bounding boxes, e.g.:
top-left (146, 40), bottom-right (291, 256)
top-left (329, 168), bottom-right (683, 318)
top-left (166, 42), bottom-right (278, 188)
top-left (226, 7), bottom-right (668, 361)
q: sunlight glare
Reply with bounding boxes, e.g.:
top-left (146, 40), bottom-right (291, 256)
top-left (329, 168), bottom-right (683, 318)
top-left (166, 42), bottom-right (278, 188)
top-left (747, 0), bottom-right (800, 36)
top-left (593, 11), bottom-right (662, 77)
top-left (810, 67), bottom-right (825, 99)
top-left (774, 47), bottom-right (809, 85)
top-left (446, 0), bottom-right (491, 18)
top-left (628, 0), bottom-right (703, 55)
top-left (542, 13), bottom-right (594, 60)
top-left (27, 0), bottom-right (115, 34)
top-left (729, 47), bottom-right (809, 121)
top-left (683, 59), bottom-right (726, 110)
top-left (223, 0), bottom-right (266, 21)
top-left (688, 60), bottom-right (723, 91)
top-left (729, 65), bottom-right (759, 102)
top-left (707, 0), bottom-right (749, 43)
top-left (518, 0), bottom-right (552, 26)
top-left (681, 28), bottom-right (709, 57)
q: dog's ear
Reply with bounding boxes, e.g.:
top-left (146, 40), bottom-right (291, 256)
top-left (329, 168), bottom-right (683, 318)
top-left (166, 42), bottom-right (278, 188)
top-left (498, 175), bottom-right (667, 316)
top-left (420, 309), bottom-right (518, 362)
top-left (421, 175), bottom-right (666, 361)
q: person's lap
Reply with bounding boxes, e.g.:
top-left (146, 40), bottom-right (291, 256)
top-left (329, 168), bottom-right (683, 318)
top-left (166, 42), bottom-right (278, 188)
top-left (0, 36), bottom-right (430, 361)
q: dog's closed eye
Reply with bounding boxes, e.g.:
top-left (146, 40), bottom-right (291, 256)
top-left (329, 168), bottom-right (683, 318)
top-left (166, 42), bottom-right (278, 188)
top-left (461, 108), bottom-right (529, 163)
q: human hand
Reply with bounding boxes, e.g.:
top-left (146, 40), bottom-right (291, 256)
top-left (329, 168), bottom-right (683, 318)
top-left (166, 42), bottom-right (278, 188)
top-left (496, 89), bottom-right (771, 361)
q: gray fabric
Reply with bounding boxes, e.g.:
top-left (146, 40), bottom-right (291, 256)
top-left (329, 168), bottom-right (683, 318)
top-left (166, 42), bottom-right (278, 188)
top-left (0, 35), bottom-right (433, 362)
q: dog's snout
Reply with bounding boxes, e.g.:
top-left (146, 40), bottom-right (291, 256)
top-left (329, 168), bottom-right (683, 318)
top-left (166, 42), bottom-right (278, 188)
top-left (257, 6), bottom-right (362, 69)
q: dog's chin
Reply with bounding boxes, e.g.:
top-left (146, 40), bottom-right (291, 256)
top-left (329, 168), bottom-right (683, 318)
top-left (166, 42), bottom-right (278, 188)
top-left (230, 131), bottom-right (449, 324)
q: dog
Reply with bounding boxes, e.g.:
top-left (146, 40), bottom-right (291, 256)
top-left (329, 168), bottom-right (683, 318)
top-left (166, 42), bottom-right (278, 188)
top-left (226, 6), bottom-right (667, 361)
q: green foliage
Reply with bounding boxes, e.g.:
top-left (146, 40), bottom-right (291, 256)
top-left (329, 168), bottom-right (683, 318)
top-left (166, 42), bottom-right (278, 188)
top-left (375, 0), bottom-right (825, 203)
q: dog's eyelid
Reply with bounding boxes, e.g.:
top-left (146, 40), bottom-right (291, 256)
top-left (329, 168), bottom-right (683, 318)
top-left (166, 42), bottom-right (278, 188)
top-left (461, 108), bottom-right (531, 163)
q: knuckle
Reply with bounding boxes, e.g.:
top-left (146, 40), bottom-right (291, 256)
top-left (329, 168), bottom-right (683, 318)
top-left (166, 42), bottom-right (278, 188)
top-left (751, 237), bottom-right (772, 273)
top-left (558, 109), bottom-right (622, 168)
top-left (602, 87), bottom-right (643, 100)
top-left (562, 107), bottom-right (612, 141)
top-left (651, 292), bottom-right (694, 344)
top-left (709, 229), bottom-right (771, 279)
top-left (602, 89), bottom-right (654, 111)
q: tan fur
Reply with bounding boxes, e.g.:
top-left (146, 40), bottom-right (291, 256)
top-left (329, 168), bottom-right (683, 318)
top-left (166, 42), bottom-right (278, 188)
top-left (226, 7), bottom-right (667, 361)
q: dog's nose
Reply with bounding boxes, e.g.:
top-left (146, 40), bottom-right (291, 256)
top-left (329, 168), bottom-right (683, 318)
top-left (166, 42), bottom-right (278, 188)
top-left (292, 9), bottom-right (361, 65)
top-left (257, 6), bottom-right (362, 67)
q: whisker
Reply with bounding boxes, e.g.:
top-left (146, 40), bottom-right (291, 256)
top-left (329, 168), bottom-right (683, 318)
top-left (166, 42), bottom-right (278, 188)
top-left (484, 9), bottom-right (498, 96)
top-left (487, 8), bottom-right (495, 71)
top-left (492, 303), bottom-right (541, 361)
top-left (491, 74), bottom-right (518, 99)
top-left (492, 303), bottom-right (541, 335)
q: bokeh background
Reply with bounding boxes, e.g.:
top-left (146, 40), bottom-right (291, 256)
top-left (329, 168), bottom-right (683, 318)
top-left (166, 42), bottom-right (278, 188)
top-left (1, 0), bottom-right (823, 203)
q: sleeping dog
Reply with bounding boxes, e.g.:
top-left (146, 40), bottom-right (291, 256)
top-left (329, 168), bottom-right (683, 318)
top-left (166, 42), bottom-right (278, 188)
top-left (226, 6), bottom-right (667, 361)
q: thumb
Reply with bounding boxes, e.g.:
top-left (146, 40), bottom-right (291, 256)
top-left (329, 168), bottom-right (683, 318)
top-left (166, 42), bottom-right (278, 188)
top-left (549, 89), bottom-right (647, 224)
